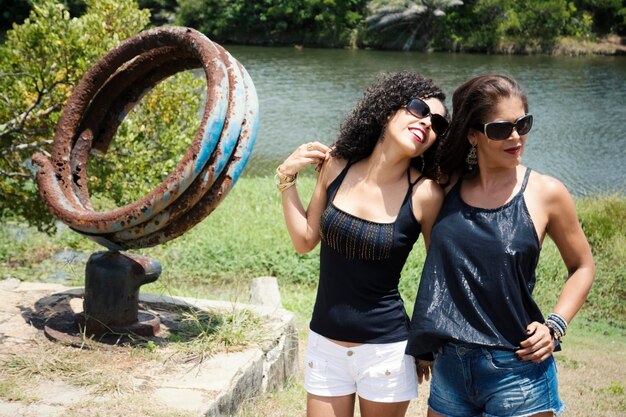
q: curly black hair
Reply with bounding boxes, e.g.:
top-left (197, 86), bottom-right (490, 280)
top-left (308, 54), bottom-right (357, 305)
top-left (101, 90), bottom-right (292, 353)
top-left (331, 71), bottom-right (447, 179)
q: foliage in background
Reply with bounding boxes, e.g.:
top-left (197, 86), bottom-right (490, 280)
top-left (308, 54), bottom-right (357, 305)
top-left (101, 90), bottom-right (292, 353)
top-left (177, 0), bottom-right (368, 48)
top-left (136, 0), bottom-right (178, 25)
top-left (0, 0), bottom-right (206, 232)
top-left (364, 0), bottom-right (463, 50)
top-left (0, 0), bottom-right (149, 231)
top-left (0, 0), bottom-right (32, 33)
top-left (574, 0), bottom-right (626, 35)
top-left (3, 0), bottom-right (624, 54)
top-left (435, 0), bottom-right (596, 52)
top-left (172, 0), bottom-right (624, 51)
top-left (87, 72), bottom-right (204, 209)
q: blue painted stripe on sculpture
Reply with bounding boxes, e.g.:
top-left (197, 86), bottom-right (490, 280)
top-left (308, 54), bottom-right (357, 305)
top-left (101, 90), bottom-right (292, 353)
top-left (214, 76), bottom-right (245, 176)
top-left (218, 53), bottom-right (246, 164)
top-left (195, 103), bottom-right (226, 175)
top-left (231, 126), bottom-right (258, 186)
top-left (231, 109), bottom-right (259, 185)
top-left (231, 68), bottom-right (259, 186)
top-left (195, 73), bottom-right (229, 176)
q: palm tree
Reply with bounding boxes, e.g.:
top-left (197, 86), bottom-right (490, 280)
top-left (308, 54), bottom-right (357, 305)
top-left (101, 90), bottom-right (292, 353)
top-left (366, 0), bottom-right (463, 51)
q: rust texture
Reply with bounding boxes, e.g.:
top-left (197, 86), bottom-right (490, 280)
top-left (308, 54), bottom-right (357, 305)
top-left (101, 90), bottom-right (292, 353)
top-left (32, 26), bottom-right (258, 249)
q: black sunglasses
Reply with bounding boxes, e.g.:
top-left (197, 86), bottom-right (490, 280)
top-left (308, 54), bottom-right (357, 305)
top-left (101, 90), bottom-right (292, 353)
top-left (405, 97), bottom-right (449, 137)
top-left (473, 114), bottom-right (533, 141)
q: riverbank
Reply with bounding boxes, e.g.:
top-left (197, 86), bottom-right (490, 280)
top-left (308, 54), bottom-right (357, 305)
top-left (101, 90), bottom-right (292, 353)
top-left (477, 35), bottom-right (626, 56)
top-left (223, 34), bottom-right (626, 56)
top-left (543, 35), bottom-right (626, 56)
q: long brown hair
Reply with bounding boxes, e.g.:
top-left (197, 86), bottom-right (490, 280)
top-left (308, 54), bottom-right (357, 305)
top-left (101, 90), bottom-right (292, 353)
top-left (437, 74), bottom-right (528, 184)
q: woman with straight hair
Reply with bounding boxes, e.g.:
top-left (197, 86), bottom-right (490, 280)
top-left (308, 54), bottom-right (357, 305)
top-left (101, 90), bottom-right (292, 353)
top-left (407, 74), bottom-right (595, 417)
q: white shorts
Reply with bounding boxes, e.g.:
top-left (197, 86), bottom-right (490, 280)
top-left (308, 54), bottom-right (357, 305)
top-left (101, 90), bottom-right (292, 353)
top-left (304, 330), bottom-right (418, 403)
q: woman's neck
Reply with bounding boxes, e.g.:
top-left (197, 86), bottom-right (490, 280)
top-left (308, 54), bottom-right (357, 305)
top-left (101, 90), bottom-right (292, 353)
top-left (361, 144), bottom-right (411, 185)
top-left (474, 165), bottom-right (521, 192)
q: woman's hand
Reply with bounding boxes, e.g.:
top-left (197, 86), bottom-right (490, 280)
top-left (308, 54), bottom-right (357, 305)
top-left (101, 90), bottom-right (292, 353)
top-left (278, 141), bottom-right (330, 175)
top-left (415, 359), bottom-right (433, 384)
top-left (516, 321), bottom-right (555, 363)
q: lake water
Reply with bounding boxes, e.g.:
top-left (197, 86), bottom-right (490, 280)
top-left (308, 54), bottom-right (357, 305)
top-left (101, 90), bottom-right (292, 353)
top-left (228, 46), bottom-right (626, 197)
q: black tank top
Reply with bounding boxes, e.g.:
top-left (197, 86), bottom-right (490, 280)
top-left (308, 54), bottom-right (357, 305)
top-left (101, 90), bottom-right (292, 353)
top-left (406, 168), bottom-right (545, 356)
top-left (310, 161), bottom-right (424, 343)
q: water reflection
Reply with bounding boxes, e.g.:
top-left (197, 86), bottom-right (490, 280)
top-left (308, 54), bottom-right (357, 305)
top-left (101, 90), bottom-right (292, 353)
top-left (228, 46), bottom-right (626, 196)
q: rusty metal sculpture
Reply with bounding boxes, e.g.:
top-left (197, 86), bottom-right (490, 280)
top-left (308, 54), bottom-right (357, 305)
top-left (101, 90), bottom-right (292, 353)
top-left (31, 26), bottom-right (258, 337)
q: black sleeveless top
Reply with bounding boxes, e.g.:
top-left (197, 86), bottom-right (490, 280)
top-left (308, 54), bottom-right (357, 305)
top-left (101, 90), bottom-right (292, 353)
top-left (310, 161), bottom-right (424, 343)
top-left (407, 168), bottom-right (545, 356)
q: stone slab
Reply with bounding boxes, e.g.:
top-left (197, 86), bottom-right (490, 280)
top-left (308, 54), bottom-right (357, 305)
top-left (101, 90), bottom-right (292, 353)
top-left (0, 279), bottom-right (298, 417)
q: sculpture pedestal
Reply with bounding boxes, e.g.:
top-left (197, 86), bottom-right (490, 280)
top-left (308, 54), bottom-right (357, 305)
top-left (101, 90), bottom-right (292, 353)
top-left (76, 251), bottom-right (161, 337)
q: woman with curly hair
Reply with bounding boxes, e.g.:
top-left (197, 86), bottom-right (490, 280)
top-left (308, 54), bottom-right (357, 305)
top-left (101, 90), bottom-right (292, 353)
top-left (406, 74), bottom-right (594, 417)
top-left (275, 71), bottom-right (449, 417)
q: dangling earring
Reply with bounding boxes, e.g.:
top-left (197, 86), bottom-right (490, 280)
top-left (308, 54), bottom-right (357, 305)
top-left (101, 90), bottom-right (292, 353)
top-left (466, 144), bottom-right (477, 170)
top-left (420, 156), bottom-right (426, 173)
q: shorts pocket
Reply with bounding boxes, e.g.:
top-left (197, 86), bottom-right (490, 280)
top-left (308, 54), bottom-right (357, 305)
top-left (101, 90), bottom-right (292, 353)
top-left (488, 349), bottom-right (539, 372)
top-left (304, 351), bottom-right (328, 388)
top-left (305, 352), bottom-right (328, 372)
top-left (368, 359), bottom-right (407, 389)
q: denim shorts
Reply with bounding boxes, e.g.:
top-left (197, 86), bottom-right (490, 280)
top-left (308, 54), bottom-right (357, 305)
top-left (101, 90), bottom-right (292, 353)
top-left (304, 330), bottom-right (418, 403)
top-left (429, 343), bottom-right (565, 417)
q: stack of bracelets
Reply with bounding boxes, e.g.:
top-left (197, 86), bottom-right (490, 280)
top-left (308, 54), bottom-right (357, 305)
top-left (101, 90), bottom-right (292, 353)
top-left (275, 167), bottom-right (298, 192)
top-left (545, 312), bottom-right (568, 341)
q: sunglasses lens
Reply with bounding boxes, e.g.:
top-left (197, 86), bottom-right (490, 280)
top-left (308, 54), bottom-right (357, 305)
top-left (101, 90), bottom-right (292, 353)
top-left (431, 114), bottom-right (449, 136)
top-left (517, 114), bottom-right (533, 135)
top-left (407, 98), bottom-right (430, 118)
top-left (485, 123), bottom-right (513, 140)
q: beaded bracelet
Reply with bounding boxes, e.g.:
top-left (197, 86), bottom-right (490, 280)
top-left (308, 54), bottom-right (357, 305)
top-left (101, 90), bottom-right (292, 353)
top-left (545, 312), bottom-right (568, 340)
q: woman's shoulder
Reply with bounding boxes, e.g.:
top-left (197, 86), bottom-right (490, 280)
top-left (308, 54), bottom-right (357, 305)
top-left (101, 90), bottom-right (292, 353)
top-left (526, 168), bottom-right (573, 205)
top-left (318, 155), bottom-right (349, 187)
top-left (410, 168), bottom-right (444, 202)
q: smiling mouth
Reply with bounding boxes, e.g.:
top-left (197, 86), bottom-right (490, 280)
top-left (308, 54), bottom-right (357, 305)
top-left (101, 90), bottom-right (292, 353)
top-left (409, 128), bottom-right (426, 143)
top-left (504, 146), bottom-right (522, 154)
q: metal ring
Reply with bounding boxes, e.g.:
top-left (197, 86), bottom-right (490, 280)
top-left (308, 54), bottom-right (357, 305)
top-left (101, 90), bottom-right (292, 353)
top-left (32, 26), bottom-right (258, 250)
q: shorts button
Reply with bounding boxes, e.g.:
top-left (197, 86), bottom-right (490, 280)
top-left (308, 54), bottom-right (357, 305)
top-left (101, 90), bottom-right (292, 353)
top-left (308, 361), bottom-right (313, 368)
top-left (347, 350), bottom-right (354, 356)
top-left (385, 370), bottom-right (391, 376)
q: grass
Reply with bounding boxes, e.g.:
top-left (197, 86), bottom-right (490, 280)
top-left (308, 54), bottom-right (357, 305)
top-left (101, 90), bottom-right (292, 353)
top-left (0, 176), bottom-right (624, 415)
top-left (3, 177), bottom-right (623, 325)
top-left (167, 305), bottom-right (265, 363)
top-left (0, 340), bottom-right (151, 398)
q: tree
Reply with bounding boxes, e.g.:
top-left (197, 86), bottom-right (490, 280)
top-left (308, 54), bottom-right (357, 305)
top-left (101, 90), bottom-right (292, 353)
top-left (1, 0), bottom-right (32, 33)
top-left (0, 0), bottom-right (204, 232)
top-left (1, 0), bottom-right (87, 34)
top-left (574, 0), bottom-right (625, 35)
top-left (176, 0), bottom-right (368, 47)
top-left (365, 0), bottom-right (463, 50)
top-left (137, 0), bottom-right (178, 25)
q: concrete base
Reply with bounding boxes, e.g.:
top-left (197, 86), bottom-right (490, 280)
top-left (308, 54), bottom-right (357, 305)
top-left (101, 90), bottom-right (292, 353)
top-left (0, 278), bottom-right (299, 417)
